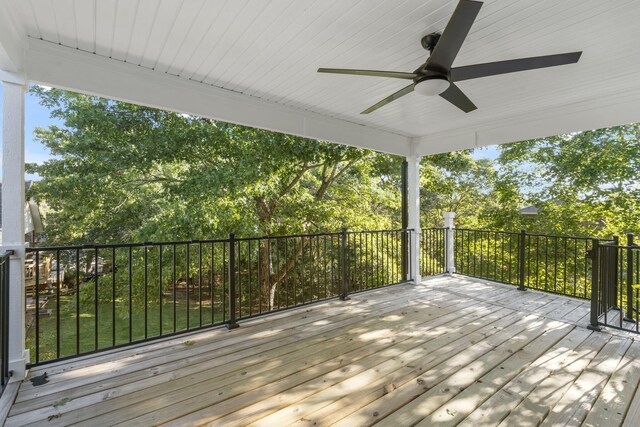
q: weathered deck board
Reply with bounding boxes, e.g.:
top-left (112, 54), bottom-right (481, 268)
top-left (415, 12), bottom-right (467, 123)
top-left (6, 275), bottom-right (640, 427)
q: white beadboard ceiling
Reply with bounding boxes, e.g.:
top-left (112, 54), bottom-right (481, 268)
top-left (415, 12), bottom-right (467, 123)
top-left (2, 0), bottom-right (640, 155)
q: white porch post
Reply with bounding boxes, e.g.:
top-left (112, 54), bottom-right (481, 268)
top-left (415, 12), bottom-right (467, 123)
top-left (443, 212), bottom-right (456, 274)
top-left (406, 154), bottom-right (421, 284)
top-left (2, 74), bottom-right (28, 380)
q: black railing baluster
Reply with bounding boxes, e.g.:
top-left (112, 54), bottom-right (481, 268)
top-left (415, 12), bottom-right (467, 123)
top-left (159, 245), bottom-right (163, 336)
top-left (626, 234), bottom-right (634, 321)
top-left (94, 247), bottom-right (99, 350)
top-left (35, 250), bottom-right (40, 364)
top-left (211, 243), bottom-right (215, 323)
top-left (324, 236), bottom-right (328, 297)
top-left (227, 234), bottom-right (238, 329)
top-left (199, 242), bottom-right (203, 327)
top-left (112, 246), bottom-right (116, 346)
top-left (293, 237), bottom-right (297, 306)
top-left (185, 244), bottom-right (189, 330)
top-left (588, 238), bottom-right (601, 331)
top-left (237, 240), bottom-right (242, 316)
top-left (172, 244), bottom-right (176, 333)
top-left (247, 240), bottom-right (252, 317)
top-left (340, 228), bottom-right (349, 300)
top-left (257, 239), bottom-right (262, 314)
top-left (56, 250), bottom-right (61, 359)
top-left (129, 246), bottom-right (133, 342)
top-left (75, 249), bottom-right (80, 355)
top-left (144, 245), bottom-right (148, 338)
top-left (518, 230), bottom-right (526, 291)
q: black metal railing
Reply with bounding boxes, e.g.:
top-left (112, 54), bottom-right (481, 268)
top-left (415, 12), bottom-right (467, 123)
top-left (421, 228), bottom-right (446, 277)
top-left (453, 228), bottom-right (593, 299)
top-left (590, 235), bottom-right (640, 333)
top-left (25, 229), bottom-right (413, 365)
top-left (0, 251), bottom-right (12, 393)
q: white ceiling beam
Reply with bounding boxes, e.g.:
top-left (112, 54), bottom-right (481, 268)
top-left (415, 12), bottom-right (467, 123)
top-left (24, 39), bottom-right (411, 156)
top-left (413, 87), bottom-right (640, 156)
top-left (0, 0), bottom-right (25, 72)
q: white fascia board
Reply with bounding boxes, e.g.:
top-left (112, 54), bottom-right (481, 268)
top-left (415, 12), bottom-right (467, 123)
top-left (24, 39), bottom-right (411, 156)
top-left (413, 88), bottom-right (640, 156)
top-left (0, 0), bottom-right (24, 72)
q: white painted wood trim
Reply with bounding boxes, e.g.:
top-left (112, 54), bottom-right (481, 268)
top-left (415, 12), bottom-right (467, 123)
top-left (406, 155), bottom-right (421, 284)
top-left (24, 39), bottom-right (412, 156)
top-left (0, 0), bottom-right (24, 72)
top-left (412, 87), bottom-right (640, 155)
top-left (443, 212), bottom-right (455, 274)
top-left (1, 80), bottom-right (28, 380)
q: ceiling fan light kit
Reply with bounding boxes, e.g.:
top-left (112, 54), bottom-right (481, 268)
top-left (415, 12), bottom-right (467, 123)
top-left (318, 0), bottom-right (582, 114)
top-left (414, 76), bottom-right (450, 97)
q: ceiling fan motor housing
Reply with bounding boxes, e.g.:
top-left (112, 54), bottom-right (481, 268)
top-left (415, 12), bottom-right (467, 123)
top-left (421, 32), bottom-right (442, 52)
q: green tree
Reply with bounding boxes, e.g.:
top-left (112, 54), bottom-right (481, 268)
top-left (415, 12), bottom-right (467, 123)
top-left (495, 125), bottom-right (640, 237)
top-left (27, 86), bottom-right (401, 309)
top-left (420, 150), bottom-right (498, 228)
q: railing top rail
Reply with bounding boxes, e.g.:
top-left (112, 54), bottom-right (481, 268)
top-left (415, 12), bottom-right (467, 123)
top-left (235, 232), bottom-right (342, 242)
top-left (25, 238), bottom-right (231, 252)
top-left (599, 243), bottom-right (640, 250)
top-left (26, 228), bottom-right (416, 251)
top-left (348, 228), bottom-right (414, 235)
top-left (523, 232), bottom-right (593, 240)
top-left (455, 228), bottom-right (521, 236)
top-left (455, 227), bottom-right (594, 241)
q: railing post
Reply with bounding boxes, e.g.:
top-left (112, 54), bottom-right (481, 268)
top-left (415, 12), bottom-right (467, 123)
top-left (443, 212), bottom-right (455, 274)
top-left (518, 229), bottom-right (527, 291)
top-left (612, 235), bottom-right (619, 309)
top-left (588, 238), bottom-right (601, 331)
top-left (340, 228), bottom-right (350, 301)
top-left (625, 233), bottom-right (634, 321)
top-left (401, 160), bottom-right (408, 280)
top-left (226, 233), bottom-right (239, 330)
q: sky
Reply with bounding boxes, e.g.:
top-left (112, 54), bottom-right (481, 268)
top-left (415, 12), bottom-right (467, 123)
top-left (0, 84), bottom-right (63, 181)
top-left (1, 84), bottom-right (499, 181)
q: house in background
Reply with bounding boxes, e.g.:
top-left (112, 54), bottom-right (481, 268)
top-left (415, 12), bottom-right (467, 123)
top-left (0, 181), bottom-right (44, 245)
top-left (518, 205), bottom-right (539, 216)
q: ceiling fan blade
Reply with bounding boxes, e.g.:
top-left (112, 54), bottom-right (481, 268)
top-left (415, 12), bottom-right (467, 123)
top-left (451, 52), bottom-right (583, 82)
top-left (439, 83), bottom-right (477, 113)
top-left (361, 84), bottom-right (415, 114)
top-left (318, 68), bottom-right (418, 79)
top-left (426, 0), bottom-right (483, 74)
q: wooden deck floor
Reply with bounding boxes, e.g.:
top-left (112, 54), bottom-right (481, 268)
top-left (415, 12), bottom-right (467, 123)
top-left (6, 275), bottom-right (640, 426)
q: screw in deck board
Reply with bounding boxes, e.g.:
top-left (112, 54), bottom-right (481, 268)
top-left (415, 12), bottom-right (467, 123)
top-left (226, 233), bottom-right (239, 330)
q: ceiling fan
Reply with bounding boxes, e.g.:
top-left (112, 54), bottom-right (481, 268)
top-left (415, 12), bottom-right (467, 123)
top-left (318, 0), bottom-right (582, 114)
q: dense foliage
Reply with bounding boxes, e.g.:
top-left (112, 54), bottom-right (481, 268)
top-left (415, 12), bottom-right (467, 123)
top-left (27, 88), bottom-right (640, 243)
top-left (25, 87), bottom-right (640, 362)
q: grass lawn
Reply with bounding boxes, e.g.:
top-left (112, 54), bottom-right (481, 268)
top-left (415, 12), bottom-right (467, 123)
top-left (27, 292), bottom-right (228, 364)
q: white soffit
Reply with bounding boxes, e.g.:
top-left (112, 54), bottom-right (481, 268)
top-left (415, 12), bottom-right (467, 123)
top-left (2, 0), bottom-right (640, 156)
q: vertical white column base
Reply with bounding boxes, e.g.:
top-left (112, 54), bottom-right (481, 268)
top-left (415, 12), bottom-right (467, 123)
top-left (407, 155), bottom-right (421, 284)
top-left (2, 78), bottom-right (28, 380)
top-left (443, 212), bottom-right (456, 275)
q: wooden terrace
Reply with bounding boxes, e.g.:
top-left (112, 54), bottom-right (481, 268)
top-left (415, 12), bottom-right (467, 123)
top-left (2, 275), bottom-right (639, 426)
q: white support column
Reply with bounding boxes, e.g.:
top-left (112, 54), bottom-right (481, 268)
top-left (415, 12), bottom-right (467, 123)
top-left (2, 75), bottom-right (28, 380)
top-left (443, 212), bottom-right (456, 274)
top-left (406, 154), bottom-right (421, 284)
